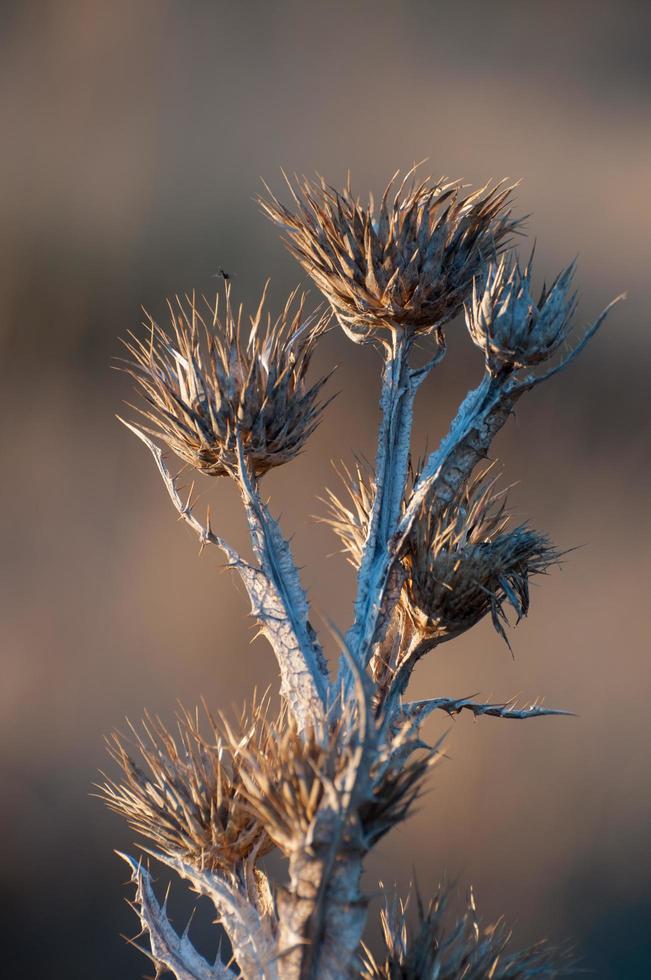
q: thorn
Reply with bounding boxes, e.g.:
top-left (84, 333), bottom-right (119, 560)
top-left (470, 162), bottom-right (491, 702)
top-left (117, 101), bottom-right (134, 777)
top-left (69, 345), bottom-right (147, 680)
top-left (116, 850), bottom-right (141, 878)
top-left (182, 905), bottom-right (197, 939)
top-left (119, 933), bottom-right (156, 963)
top-left (163, 880), bottom-right (172, 913)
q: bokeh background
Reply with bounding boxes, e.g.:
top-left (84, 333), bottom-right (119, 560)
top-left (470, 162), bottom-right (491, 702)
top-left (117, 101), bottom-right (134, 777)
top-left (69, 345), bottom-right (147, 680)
top-left (1, 1), bottom-right (649, 976)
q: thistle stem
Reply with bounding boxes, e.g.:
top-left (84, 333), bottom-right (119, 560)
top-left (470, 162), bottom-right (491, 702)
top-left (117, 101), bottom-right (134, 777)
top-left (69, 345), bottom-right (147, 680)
top-left (338, 332), bottom-right (448, 698)
top-left (336, 337), bottom-right (415, 685)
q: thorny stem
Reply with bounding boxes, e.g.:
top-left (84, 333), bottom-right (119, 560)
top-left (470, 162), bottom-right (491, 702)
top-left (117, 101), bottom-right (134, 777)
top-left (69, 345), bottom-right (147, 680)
top-left (118, 854), bottom-right (239, 979)
top-left (381, 371), bottom-right (519, 697)
top-left (235, 436), bottom-right (329, 721)
top-left (281, 843), bottom-right (366, 980)
top-left (275, 646), bottom-right (374, 980)
top-left (340, 331), bottom-right (446, 697)
top-left (121, 420), bottom-right (327, 733)
top-left (381, 634), bottom-right (441, 717)
top-left (339, 365), bottom-right (518, 722)
top-left (399, 696), bottom-right (573, 727)
top-left (396, 370), bottom-right (516, 554)
top-left (374, 336), bottom-right (413, 552)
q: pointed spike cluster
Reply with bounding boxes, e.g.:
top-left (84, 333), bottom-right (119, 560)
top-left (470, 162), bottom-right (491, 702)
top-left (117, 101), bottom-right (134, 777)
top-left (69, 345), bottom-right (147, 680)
top-left (361, 883), bottom-right (575, 979)
top-left (99, 703), bottom-right (273, 874)
top-left (260, 170), bottom-right (520, 344)
top-left (324, 461), bottom-right (559, 687)
top-left (466, 253), bottom-right (579, 373)
top-left (319, 458), bottom-right (376, 567)
top-left (215, 688), bottom-right (438, 856)
top-left (118, 282), bottom-right (332, 478)
top-left (404, 481), bottom-right (561, 649)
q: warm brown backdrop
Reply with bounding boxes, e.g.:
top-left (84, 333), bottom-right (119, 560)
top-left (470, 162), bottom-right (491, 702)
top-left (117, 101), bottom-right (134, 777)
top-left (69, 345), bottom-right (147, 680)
top-left (1, 2), bottom-right (649, 976)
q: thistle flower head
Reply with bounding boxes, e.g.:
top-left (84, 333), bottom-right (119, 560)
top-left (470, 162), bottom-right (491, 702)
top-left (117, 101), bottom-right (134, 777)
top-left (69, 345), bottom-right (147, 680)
top-left (260, 170), bottom-right (519, 345)
top-left (466, 253), bottom-right (578, 373)
top-left (225, 709), bottom-right (335, 853)
top-left (320, 459), bottom-right (375, 567)
top-left (99, 707), bottom-right (272, 874)
top-left (359, 742), bottom-right (437, 847)
top-left (362, 885), bottom-right (573, 979)
top-left (224, 702), bottom-right (434, 854)
top-left (405, 477), bottom-right (559, 645)
top-left (119, 282), bottom-right (331, 477)
top-left (323, 464), bottom-right (559, 646)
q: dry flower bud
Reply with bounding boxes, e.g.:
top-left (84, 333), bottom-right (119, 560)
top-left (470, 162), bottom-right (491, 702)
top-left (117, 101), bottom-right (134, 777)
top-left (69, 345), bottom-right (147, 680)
top-left (260, 170), bottom-right (518, 344)
top-left (362, 885), bottom-right (572, 979)
top-left (324, 464), bottom-right (559, 646)
top-left (119, 282), bottom-right (331, 477)
top-left (467, 254), bottom-right (578, 372)
top-left (405, 478), bottom-right (559, 646)
top-left (99, 708), bottom-right (272, 874)
top-left (225, 702), bottom-right (433, 854)
top-left (226, 710), bottom-right (334, 852)
top-left (320, 460), bottom-right (374, 567)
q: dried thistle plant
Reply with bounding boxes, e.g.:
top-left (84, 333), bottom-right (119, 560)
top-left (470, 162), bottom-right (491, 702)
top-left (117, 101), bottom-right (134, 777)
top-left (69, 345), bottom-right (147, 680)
top-left (103, 167), bottom-right (621, 979)
top-left (323, 464), bottom-right (559, 704)
top-left (259, 170), bottom-right (518, 344)
top-left (119, 282), bottom-right (331, 478)
top-left (467, 254), bottom-right (579, 373)
top-left (100, 705), bottom-right (273, 875)
top-left (361, 886), bottom-right (573, 979)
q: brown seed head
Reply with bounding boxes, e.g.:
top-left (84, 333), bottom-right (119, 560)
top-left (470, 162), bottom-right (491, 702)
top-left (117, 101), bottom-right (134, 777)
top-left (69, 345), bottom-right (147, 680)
top-left (99, 707), bottom-right (272, 873)
top-left (362, 885), bottom-right (572, 979)
top-left (466, 253), bottom-right (578, 373)
top-left (260, 169), bottom-right (519, 344)
top-left (119, 281), bottom-right (331, 477)
top-left (228, 711), bottom-right (339, 853)
top-left (223, 700), bottom-right (434, 854)
top-left (320, 459), bottom-right (375, 567)
top-left (324, 464), bottom-right (559, 647)
top-left (405, 477), bottom-right (559, 645)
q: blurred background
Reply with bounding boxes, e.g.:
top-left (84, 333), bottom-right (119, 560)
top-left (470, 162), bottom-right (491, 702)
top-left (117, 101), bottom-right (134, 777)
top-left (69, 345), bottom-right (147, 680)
top-left (1, 1), bottom-right (649, 976)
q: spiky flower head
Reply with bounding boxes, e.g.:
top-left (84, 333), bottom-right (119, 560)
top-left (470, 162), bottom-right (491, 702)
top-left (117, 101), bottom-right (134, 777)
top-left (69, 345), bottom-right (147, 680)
top-left (467, 254), bottom-right (578, 374)
top-left (119, 282), bottom-right (331, 478)
top-left (405, 478), bottom-right (559, 646)
top-left (224, 703), bottom-right (435, 854)
top-left (222, 707), bottom-right (329, 853)
top-left (320, 459), bottom-right (375, 567)
top-left (323, 465), bottom-right (559, 646)
top-left (361, 885), bottom-right (573, 979)
top-left (260, 170), bottom-right (519, 345)
top-left (99, 707), bottom-right (272, 874)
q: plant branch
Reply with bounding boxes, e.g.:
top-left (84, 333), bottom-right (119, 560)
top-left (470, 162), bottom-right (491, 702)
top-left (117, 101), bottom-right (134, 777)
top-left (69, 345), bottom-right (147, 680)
top-left (397, 296), bottom-right (622, 557)
top-left (341, 332), bottom-right (446, 689)
top-left (395, 369), bottom-right (518, 554)
top-left (399, 696), bottom-right (573, 728)
top-left (341, 367), bottom-right (518, 699)
top-left (235, 436), bottom-right (329, 717)
top-left (118, 853), bottom-right (235, 980)
top-left (121, 420), bottom-right (326, 733)
top-left (281, 645), bottom-right (377, 980)
top-left (144, 851), bottom-right (280, 980)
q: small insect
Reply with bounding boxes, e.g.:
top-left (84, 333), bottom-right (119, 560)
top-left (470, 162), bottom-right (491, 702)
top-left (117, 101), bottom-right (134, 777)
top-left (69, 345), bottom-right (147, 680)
top-left (212, 267), bottom-right (235, 281)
